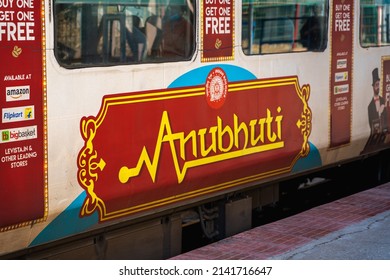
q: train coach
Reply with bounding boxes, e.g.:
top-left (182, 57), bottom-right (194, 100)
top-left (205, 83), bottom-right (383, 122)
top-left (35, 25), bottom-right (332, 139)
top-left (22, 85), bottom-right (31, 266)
top-left (1, 0), bottom-right (390, 259)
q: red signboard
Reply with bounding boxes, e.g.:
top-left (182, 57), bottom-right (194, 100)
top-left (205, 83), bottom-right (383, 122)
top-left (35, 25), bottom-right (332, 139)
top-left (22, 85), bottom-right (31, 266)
top-left (0, 0), bottom-right (47, 230)
top-left (201, 0), bottom-right (234, 62)
top-left (329, 0), bottom-right (354, 147)
top-left (78, 73), bottom-right (311, 222)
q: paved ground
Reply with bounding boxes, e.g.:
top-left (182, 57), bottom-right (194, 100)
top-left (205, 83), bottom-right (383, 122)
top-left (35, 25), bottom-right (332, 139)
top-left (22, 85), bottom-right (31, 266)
top-left (271, 209), bottom-right (390, 259)
top-left (171, 182), bottom-right (390, 260)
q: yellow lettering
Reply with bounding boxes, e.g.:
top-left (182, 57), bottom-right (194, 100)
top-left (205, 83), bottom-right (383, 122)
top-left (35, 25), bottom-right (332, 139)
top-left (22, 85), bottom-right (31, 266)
top-left (199, 127), bottom-right (217, 157)
top-left (234, 114), bottom-right (249, 149)
top-left (119, 108), bottom-right (284, 184)
top-left (218, 116), bottom-right (233, 152)
top-left (180, 131), bottom-right (197, 160)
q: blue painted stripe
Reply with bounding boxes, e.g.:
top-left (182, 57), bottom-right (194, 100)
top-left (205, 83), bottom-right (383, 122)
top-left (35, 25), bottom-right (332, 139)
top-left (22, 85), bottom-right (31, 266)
top-left (168, 64), bottom-right (257, 88)
top-left (30, 192), bottom-right (98, 246)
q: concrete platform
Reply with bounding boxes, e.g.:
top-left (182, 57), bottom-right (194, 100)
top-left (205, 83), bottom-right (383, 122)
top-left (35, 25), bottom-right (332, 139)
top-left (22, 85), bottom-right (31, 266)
top-left (271, 210), bottom-right (390, 259)
top-left (171, 182), bottom-right (390, 260)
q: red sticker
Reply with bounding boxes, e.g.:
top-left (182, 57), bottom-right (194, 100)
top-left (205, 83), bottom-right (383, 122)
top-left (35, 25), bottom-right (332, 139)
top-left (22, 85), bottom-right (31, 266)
top-left (205, 67), bottom-right (228, 109)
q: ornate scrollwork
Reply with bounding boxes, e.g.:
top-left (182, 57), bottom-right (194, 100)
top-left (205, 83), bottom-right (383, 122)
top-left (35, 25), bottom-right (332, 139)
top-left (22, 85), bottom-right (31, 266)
top-left (296, 84), bottom-right (312, 157)
top-left (77, 116), bottom-right (106, 217)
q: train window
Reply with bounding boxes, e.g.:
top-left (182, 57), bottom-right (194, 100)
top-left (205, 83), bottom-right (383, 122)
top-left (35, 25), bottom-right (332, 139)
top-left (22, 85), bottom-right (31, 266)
top-left (54, 0), bottom-right (195, 67)
top-left (242, 0), bottom-right (328, 55)
top-left (360, 1), bottom-right (390, 47)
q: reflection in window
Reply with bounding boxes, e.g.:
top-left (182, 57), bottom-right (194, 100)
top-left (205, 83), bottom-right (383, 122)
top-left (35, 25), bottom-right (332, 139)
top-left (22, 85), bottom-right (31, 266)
top-left (361, 1), bottom-right (390, 47)
top-left (242, 0), bottom-right (328, 55)
top-left (55, 0), bottom-right (195, 67)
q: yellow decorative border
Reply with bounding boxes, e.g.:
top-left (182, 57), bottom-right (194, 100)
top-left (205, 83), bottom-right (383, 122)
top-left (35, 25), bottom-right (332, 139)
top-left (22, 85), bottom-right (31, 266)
top-left (78, 77), bottom-right (311, 221)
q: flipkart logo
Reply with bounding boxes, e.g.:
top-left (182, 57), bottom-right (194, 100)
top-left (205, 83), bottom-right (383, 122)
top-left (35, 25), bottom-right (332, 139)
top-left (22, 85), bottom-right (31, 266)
top-left (335, 71), bottom-right (349, 82)
top-left (24, 107), bottom-right (33, 119)
top-left (2, 105), bottom-right (35, 123)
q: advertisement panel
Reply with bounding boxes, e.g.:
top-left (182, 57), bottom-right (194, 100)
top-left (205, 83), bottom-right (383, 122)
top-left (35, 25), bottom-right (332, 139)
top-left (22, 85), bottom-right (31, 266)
top-left (382, 57), bottom-right (390, 131)
top-left (0, 0), bottom-right (47, 230)
top-left (329, 0), bottom-right (354, 147)
top-left (201, 0), bottom-right (234, 62)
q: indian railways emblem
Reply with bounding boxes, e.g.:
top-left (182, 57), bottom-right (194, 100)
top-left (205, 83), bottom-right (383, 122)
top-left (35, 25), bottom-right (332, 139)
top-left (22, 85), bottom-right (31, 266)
top-left (205, 67), bottom-right (228, 109)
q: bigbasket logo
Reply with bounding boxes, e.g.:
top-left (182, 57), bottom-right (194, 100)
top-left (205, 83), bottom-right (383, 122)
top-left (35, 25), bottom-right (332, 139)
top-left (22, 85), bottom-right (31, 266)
top-left (0, 125), bottom-right (37, 143)
top-left (2, 106), bottom-right (35, 123)
top-left (334, 84), bottom-right (349, 95)
top-left (2, 131), bottom-right (9, 141)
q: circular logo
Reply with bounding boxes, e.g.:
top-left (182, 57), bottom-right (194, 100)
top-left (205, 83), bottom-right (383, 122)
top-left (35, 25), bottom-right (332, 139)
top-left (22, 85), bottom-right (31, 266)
top-left (205, 67), bottom-right (228, 109)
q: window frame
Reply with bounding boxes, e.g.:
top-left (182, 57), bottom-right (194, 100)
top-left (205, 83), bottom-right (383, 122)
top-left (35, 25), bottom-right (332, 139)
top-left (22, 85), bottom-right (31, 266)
top-left (53, 0), bottom-right (196, 69)
top-left (360, 0), bottom-right (390, 48)
top-left (241, 1), bottom-right (329, 55)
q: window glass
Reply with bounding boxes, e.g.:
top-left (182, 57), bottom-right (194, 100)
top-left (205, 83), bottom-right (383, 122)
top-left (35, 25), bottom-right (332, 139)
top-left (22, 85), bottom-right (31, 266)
top-left (55, 0), bottom-right (195, 67)
top-left (242, 0), bottom-right (328, 55)
top-left (361, 0), bottom-right (390, 47)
